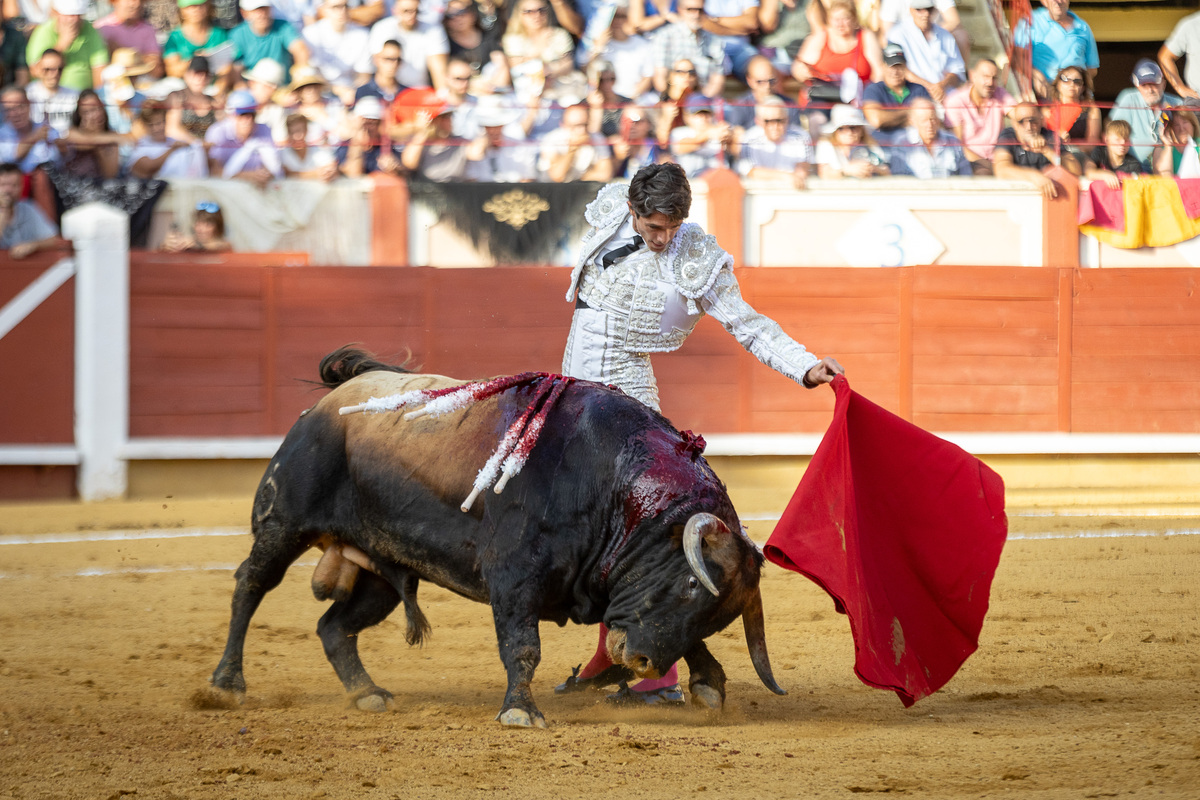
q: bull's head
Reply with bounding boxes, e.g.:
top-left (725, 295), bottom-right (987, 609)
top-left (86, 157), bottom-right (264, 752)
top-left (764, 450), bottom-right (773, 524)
top-left (603, 512), bottom-right (786, 698)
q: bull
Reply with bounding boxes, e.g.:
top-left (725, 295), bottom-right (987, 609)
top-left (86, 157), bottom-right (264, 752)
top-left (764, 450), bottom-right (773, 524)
top-left (209, 346), bottom-right (785, 727)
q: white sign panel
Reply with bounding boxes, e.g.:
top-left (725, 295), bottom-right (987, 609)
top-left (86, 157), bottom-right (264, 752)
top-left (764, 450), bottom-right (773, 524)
top-left (835, 208), bottom-right (946, 267)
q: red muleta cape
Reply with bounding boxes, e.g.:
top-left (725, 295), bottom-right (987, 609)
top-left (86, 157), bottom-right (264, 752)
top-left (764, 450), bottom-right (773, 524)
top-left (763, 375), bottom-right (1007, 707)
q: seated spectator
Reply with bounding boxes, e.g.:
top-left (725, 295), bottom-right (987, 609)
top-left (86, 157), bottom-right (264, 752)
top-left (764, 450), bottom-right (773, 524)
top-left (579, 3), bottom-right (652, 103)
top-left (942, 57), bottom-right (1014, 175)
top-left (367, 0), bottom-right (449, 90)
top-left (1154, 109), bottom-right (1200, 178)
top-left (279, 111), bottom-right (339, 178)
top-left (58, 89), bottom-right (123, 178)
top-left (1014, 0), bottom-right (1097, 100)
top-left (243, 56), bottom-right (288, 136)
top-left (699, 0), bottom-right (760, 82)
top-left (650, 0), bottom-right (725, 97)
top-left (356, 38), bottom-right (407, 104)
top-left (161, 199), bottom-right (234, 252)
top-left (205, 88), bottom-right (283, 185)
top-left (266, 0), bottom-right (316, 31)
top-left (1159, 11), bottom-right (1200, 102)
top-left (444, 0), bottom-right (510, 93)
top-left (163, 0), bottom-right (230, 78)
top-left (1, 13), bottom-right (31, 88)
top-left (166, 54), bottom-right (219, 143)
top-left (128, 102), bottom-right (210, 177)
top-left (1082, 119), bottom-right (1148, 189)
top-left (626, 0), bottom-right (674, 39)
top-left (862, 43), bottom-right (931, 137)
top-left (302, 0), bottom-right (370, 105)
top-left (610, 105), bottom-right (662, 179)
top-left (230, 0), bottom-right (310, 84)
top-left (25, 0), bottom-right (109, 90)
top-left (885, 0), bottom-right (963, 103)
top-left (503, 0), bottom-right (584, 103)
top-left (669, 93), bottom-right (732, 178)
top-left (585, 60), bottom-right (629, 137)
top-left (538, 101), bottom-right (613, 182)
top-left (655, 57), bottom-right (702, 145)
top-left (336, 95), bottom-right (403, 175)
top-left (1109, 59), bottom-right (1181, 168)
top-left (888, 97), bottom-right (971, 177)
top-left (724, 53), bottom-right (798, 132)
top-left (95, 0), bottom-right (165, 79)
top-left (98, 48), bottom-right (156, 134)
top-left (464, 94), bottom-right (537, 181)
top-left (0, 159), bottom-right (61, 258)
top-left (877, 0), bottom-right (968, 72)
top-left (1042, 63), bottom-right (1099, 149)
top-left (276, 66), bottom-right (341, 144)
top-left (736, 95), bottom-right (813, 188)
top-left (26, 48), bottom-right (78, 135)
top-left (440, 56), bottom-right (480, 137)
top-left (399, 97), bottom-right (471, 181)
top-left (756, 0), bottom-right (825, 75)
top-left (992, 101), bottom-right (1080, 198)
top-left (0, 85), bottom-right (61, 171)
top-left (815, 102), bottom-right (889, 179)
top-left (792, 0), bottom-right (881, 101)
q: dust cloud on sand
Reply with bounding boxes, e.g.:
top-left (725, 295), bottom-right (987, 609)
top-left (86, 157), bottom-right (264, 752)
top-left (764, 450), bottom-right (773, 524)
top-left (0, 505), bottom-right (1198, 799)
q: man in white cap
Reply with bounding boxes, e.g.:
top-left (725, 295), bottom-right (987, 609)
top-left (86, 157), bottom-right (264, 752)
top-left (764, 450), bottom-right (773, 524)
top-left (243, 57), bottom-right (289, 136)
top-left (95, 0), bottom-right (165, 79)
top-left (230, 0), bottom-right (310, 83)
top-left (885, 0), bottom-right (963, 103)
top-left (734, 95), bottom-right (813, 188)
top-left (336, 95), bottom-right (404, 176)
top-left (25, 0), bottom-right (110, 90)
top-left (876, 0), bottom-right (967, 71)
top-left (302, 0), bottom-right (371, 104)
top-left (205, 88), bottom-right (283, 186)
top-left (1110, 58), bottom-right (1181, 166)
top-left (465, 95), bottom-right (537, 182)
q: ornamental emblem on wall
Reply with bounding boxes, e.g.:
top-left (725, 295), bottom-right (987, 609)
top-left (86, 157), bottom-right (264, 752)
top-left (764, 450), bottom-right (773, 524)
top-left (483, 190), bottom-right (551, 230)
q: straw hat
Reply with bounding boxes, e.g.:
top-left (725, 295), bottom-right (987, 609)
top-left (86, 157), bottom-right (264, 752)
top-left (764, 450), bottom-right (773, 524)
top-left (277, 66), bottom-right (330, 99)
top-left (105, 48), bottom-right (156, 80)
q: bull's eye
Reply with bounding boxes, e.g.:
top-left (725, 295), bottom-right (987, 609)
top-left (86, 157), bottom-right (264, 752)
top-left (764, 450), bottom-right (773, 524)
top-left (687, 576), bottom-right (700, 591)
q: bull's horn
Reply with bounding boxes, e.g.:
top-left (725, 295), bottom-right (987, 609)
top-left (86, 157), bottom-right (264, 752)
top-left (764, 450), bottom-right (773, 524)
top-left (743, 588), bottom-right (786, 695)
top-left (682, 513), bottom-right (724, 597)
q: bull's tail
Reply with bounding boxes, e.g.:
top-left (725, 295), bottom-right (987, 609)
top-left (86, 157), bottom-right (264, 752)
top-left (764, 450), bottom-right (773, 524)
top-left (318, 345), bottom-right (412, 389)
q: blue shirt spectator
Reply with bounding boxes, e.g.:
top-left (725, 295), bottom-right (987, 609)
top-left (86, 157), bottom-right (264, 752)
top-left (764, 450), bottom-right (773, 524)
top-left (888, 99), bottom-right (971, 177)
top-left (1013, 0), bottom-right (1098, 85)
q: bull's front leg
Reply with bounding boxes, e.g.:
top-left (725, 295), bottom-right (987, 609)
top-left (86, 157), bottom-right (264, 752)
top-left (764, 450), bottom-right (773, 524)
top-left (489, 598), bottom-right (547, 729)
top-left (683, 641), bottom-right (727, 711)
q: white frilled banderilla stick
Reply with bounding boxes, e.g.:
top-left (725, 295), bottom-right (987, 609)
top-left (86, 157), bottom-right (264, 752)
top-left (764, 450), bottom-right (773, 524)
top-left (338, 372), bottom-right (574, 512)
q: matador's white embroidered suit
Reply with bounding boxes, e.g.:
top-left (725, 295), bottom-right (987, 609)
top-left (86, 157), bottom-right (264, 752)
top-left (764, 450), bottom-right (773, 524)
top-left (562, 183), bottom-right (820, 411)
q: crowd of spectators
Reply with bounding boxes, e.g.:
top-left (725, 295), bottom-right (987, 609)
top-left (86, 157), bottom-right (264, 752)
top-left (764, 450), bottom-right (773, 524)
top-left (3, 0), bottom-right (1200, 254)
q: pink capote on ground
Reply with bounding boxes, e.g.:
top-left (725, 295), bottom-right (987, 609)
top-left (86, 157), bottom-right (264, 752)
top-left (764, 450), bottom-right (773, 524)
top-left (763, 376), bottom-right (1007, 707)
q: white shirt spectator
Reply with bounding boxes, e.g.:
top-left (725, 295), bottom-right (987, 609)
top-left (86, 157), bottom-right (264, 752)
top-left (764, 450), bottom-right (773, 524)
top-left (537, 127), bottom-right (610, 181)
top-left (126, 138), bottom-right (210, 178)
top-left (737, 124), bottom-right (814, 175)
top-left (271, 0), bottom-right (320, 30)
top-left (0, 123), bottom-right (61, 172)
top-left (588, 34), bottom-right (656, 102)
top-left (886, 18), bottom-right (964, 86)
top-left (303, 19), bottom-right (374, 87)
top-left (670, 124), bottom-right (729, 177)
top-left (879, 0), bottom-right (956, 29)
top-left (26, 82), bottom-right (80, 137)
top-left (367, 18), bottom-right (450, 88)
top-left (467, 138), bottom-right (539, 182)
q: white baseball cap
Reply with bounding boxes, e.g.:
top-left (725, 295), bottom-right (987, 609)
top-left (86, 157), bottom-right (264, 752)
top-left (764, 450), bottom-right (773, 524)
top-left (240, 0), bottom-right (271, 9)
top-left (52, 0), bottom-right (89, 14)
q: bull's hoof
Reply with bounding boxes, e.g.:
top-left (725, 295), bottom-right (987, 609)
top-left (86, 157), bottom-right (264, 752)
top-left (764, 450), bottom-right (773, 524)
top-left (496, 708), bottom-right (548, 729)
top-left (689, 683), bottom-right (724, 711)
top-left (350, 688), bottom-right (394, 713)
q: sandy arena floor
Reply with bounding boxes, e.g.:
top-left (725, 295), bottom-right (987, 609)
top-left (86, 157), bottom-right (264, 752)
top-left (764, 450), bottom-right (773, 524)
top-left (0, 501), bottom-right (1198, 800)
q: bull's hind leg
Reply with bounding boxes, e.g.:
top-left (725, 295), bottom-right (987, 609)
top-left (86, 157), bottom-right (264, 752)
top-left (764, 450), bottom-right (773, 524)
top-left (316, 569), bottom-right (403, 712)
top-left (210, 526), bottom-right (312, 698)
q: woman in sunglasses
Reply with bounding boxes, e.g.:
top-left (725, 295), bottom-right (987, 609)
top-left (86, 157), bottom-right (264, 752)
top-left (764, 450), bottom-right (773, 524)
top-left (1043, 64), bottom-right (1100, 149)
top-left (444, 0), bottom-right (511, 90)
top-left (161, 200), bottom-right (233, 252)
top-left (502, 0), bottom-right (583, 101)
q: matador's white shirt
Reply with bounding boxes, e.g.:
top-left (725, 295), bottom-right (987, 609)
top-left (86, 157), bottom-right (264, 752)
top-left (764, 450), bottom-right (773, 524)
top-left (562, 183), bottom-right (819, 411)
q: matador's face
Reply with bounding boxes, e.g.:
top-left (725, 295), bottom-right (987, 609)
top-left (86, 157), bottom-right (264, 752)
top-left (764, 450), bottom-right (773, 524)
top-left (629, 205), bottom-right (683, 254)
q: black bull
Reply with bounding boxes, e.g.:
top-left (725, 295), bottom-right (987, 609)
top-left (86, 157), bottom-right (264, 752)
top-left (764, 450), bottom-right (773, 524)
top-left (210, 347), bottom-right (785, 727)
